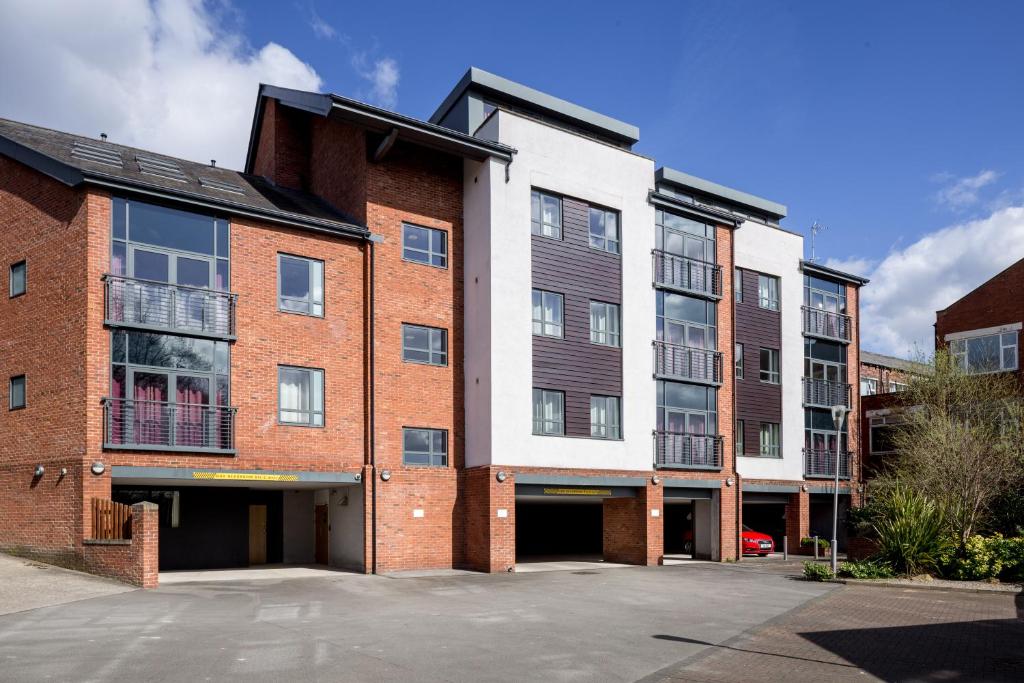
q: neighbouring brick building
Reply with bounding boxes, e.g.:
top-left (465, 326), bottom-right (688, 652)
top-left (1, 67), bottom-right (868, 585)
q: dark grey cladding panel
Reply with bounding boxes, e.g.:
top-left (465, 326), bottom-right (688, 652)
top-left (735, 266), bottom-right (783, 451)
top-left (532, 196), bottom-right (622, 438)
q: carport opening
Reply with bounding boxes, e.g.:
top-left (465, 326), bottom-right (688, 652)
top-left (663, 502), bottom-right (695, 559)
top-left (741, 502), bottom-right (787, 551)
top-left (515, 499), bottom-right (603, 562)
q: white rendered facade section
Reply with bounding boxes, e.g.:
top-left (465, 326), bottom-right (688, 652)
top-left (464, 111), bottom-right (656, 470)
top-left (733, 220), bottom-right (806, 481)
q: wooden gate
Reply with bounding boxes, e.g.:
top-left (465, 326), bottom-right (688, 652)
top-left (91, 499), bottom-right (133, 540)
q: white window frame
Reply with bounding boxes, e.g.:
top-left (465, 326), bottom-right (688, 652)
top-left (949, 331), bottom-right (1019, 374)
top-left (402, 223), bottom-right (448, 269)
top-left (758, 274), bottom-right (779, 311)
top-left (531, 190), bottom-right (562, 240)
top-left (278, 365), bottom-right (324, 427)
top-left (532, 388), bottom-right (565, 436)
top-left (759, 347), bottom-right (780, 384)
top-left (532, 289), bottom-right (564, 338)
top-left (589, 301), bottom-right (621, 347)
top-left (590, 395), bottom-right (621, 439)
top-left (860, 377), bottom-right (878, 396)
top-left (278, 254), bottom-right (324, 317)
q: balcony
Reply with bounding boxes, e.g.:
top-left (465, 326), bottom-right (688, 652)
top-left (802, 377), bottom-right (852, 409)
top-left (102, 397), bottom-right (237, 454)
top-left (802, 306), bottom-right (851, 343)
top-left (654, 432), bottom-right (723, 470)
top-left (104, 275), bottom-right (238, 340)
top-left (804, 448), bottom-right (852, 479)
top-left (653, 341), bottom-right (722, 385)
top-left (652, 251), bottom-right (722, 299)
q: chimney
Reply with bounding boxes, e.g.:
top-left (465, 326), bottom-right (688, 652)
top-left (100, 133), bottom-right (107, 141)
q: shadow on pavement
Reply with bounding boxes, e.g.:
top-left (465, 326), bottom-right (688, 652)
top-left (652, 634), bottom-right (859, 670)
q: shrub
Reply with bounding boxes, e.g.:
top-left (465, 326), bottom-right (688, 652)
top-left (800, 537), bottom-right (830, 551)
top-left (837, 560), bottom-right (895, 579)
top-left (942, 535), bottom-right (1024, 581)
top-left (871, 484), bottom-right (950, 575)
top-left (803, 561), bottom-right (834, 582)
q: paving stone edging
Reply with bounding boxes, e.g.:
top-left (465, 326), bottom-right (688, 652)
top-left (833, 577), bottom-right (1023, 594)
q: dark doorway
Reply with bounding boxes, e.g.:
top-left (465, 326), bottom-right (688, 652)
top-left (742, 503), bottom-right (786, 549)
top-left (314, 504), bottom-right (329, 565)
top-left (663, 502), bottom-right (695, 555)
top-left (515, 501), bottom-right (602, 558)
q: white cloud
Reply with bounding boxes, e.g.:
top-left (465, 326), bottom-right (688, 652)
top-left (851, 205), bottom-right (1024, 357)
top-left (309, 9), bottom-right (336, 39)
top-left (823, 256), bottom-right (875, 278)
top-left (0, 0), bottom-right (323, 170)
top-left (934, 170), bottom-right (1000, 210)
top-left (353, 55), bottom-right (400, 110)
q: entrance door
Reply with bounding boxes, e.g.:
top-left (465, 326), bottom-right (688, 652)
top-left (248, 504), bottom-right (267, 565)
top-left (315, 504), bottom-right (329, 565)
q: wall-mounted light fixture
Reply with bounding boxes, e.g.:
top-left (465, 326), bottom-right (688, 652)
top-left (90, 461), bottom-right (105, 476)
top-left (33, 465), bottom-right (44, 477)
top-left (380, 469), bottom-right (391, 482)
top-left (651, 475), bottom-right (661, 485)
top-left (59, 468), bottom-right (68, 478)
top-left (496, 471), bottom-right (507, 483)
top-left (354, 473), bottom-right (362, 482)
top-left (725, 477), bottom-right (735, 487)
top-left (801, 484), bottom-right (809, 492)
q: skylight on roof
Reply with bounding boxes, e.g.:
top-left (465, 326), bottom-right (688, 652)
top-left (71, 141), bottom-right (123, 168)
top-left (136, 154), bottom-right (186, 182)
top-left (198, 177), bottom-right (245, 195)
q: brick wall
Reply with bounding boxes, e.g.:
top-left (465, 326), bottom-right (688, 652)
top-left (846, 284), bottom-right (862, 506)
top-left (81, 501), bottom-right (159, 587)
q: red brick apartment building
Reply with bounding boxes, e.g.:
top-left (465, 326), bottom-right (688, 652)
top-left (1, 69), bottom-right (866, 585)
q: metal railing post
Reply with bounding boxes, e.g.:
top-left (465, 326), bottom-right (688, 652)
top-left (814, 535), bottom-right (819, 560)
top-left (783, 536), bottom-right (788, 560)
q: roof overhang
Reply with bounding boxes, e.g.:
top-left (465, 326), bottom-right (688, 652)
top-left (648, 190), bottom-right (744, 227)
top-left (111, 466), bottom-right (362, 490)
top-left (801, 260), bottom-right (870, 286)
top-left (656, 167), bottom-right (787, 220)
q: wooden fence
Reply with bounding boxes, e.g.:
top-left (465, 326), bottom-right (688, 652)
top-left (91, 499), bottom-right (133, 540)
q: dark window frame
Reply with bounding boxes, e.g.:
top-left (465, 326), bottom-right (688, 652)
top-left (9, 260), bottom-right (26, 298)
top-left (402, 427), bottom-right (449, 467)
top-left (759, 347), bottom-right (780, 384)
top-left (277, 253), bottom-right (324, 318)
top-left (277, 365), bottom-right (325, 428)
top-left (531, 189), bottom-right (563, 240)
top-left (9, 374), bottom-right (26, 410)
top-left (758, 273), bottom-right (780, 311)
top-left (401, 324), bottom-right (448, 366)
top-left (735, 343), bottom-right (744, 380)
top-left (532, 388), bottom-right (565, 436)
top-left (401, 223), bottom-right (448, 269)
top-left (532, 289), bottom-right (564, 338)
top-left (588, 205), bottom-right (620, 254)
top-left (590, 395), bottom-right (622, 440)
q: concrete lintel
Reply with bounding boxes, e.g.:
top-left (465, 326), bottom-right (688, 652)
top-left (512, 473), bottom-right (648, 488)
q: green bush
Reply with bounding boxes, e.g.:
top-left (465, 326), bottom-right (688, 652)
top-left (837, 560), bottom-right (895, 579)
top-left (803, 561), bottom-right (834, 582)
top-left (871, 484), bottom-right (950, 575)
top-left (800, 537), bottom-right (830, 551)
top-left (942, 535), bottom-right (1024, 581)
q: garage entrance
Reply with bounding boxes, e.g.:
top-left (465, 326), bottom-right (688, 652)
top-left (663, 486), bottom-right (718, 561)
top-left (810, 493), bottom-right (850, 552)
top-left (742, 493), bottom-right (788, 550)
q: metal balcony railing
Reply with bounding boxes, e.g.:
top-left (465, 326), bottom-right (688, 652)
top-left (104, 275), bottom-right (238, 339)
top-left (652, 251), bottom-right (722, 298)
top-left (804, 448), bottom-right (852, 479)
top-left (802, 306), bottom-right (851, 342)
top-left (802, 377), bottom-right (852, 408)
top-left (653, 341), bottom-right (723, 384)
top-left (654, 432), bottom-right (724, 470)
top-left (102, 397), bottom-right (237, 453)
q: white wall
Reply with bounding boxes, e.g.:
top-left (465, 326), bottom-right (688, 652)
top-left (282, 490), bottom-right (314, 564)
top-left (466, 112), bottom-right (657, 471)
top-left (733, 220), bottom-right (806, 481)
top-left (328, 485), bottom-right (364, 570)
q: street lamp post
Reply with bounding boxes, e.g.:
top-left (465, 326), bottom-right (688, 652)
top-left (830, 404), bottom-right (848, 575)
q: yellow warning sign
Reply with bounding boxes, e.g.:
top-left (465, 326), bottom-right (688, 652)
top-left (542, 487), bottom-right (612, 496)
top-left (192, 472), bottom-right (300, 482)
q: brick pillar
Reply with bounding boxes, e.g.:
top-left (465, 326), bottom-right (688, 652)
top-left (464, 467), bottom-right (514, 573)
top-left (604, 483), bottom-right (661, 566)
top-left (646, 482), bottom-right (664, 566)
top-left (785, 490), bottom-right (810, 554)
top-left (130, 501), bottom-right (159, 588)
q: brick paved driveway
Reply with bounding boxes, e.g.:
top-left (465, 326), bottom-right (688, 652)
top-left (651, 584), bottom-right (1024, 682)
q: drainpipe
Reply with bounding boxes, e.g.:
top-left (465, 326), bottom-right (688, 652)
top-left (731, 228), bottom-right (741, 562)
top-left (368, 234), bottom-right (383, 574)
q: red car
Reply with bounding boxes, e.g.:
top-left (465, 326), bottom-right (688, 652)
top-left (741, 525), bottom-right (775, 556)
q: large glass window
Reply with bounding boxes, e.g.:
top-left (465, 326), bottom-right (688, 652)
top-left (590, 301), bottom-right (621, 347)
top-left (278, 254), bottom-right (324, 317)
top-left (9, 261), bottom-right (26, 298)
top-left (759, 348), bottom-right (780, 384)
top-left (804, 339), bottom-right (847, 384)
top-left (588, 207), bottom-right (620, 254)
top-left (803, 275), bottom-right (847, 314)
top-left (278, 366), bottom-right (324, 427)
top-left (110, 331), bottom-right (230, 406)
top-left (402, 224), bottom-right (448, 268)
top-left (759, 423), bottom-right (780, 457)
top-left (531, 190), bottom-right (562, 239)
top-left (532, 289), bottom-right (563, 338)
top-left (949, 332), bottom-right (1018, 374)
top-left (656, 291), bottom-right (716, 348)
top-left (860, 377), bottom-right (878, 396)
top-left (758, 274), bottom-right (779, 310)
top-left (9, 375), bottom-right (25, 410)
top-left (805, 408), bottom-right (848, 455)
top-left (590, 395), bottom-right (621, 439)
top-left (655, 209), bottom-right (715, 262)
top-left (403, 428), bottom-right (448, 466)
top-left (656, 381), bottom-right (717, 435)
top-left (532, 388), bottom-right (565, 435)
top-left (402, 324), bottom-right (447, 366)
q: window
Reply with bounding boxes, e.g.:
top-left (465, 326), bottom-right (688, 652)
top-left (860, 377), bottom-right (878, 396)
top-left (735, 343), bottom-right (744, 379)
top-left (531, 190), bottom-right (562, 239)
top-left (655, 209), bottom-right (715, 261)
top-left (890, 381), bottom-right (908, 393)
top-left (870, 416), bottom-right (902, 454)
top-left (734, 268), bottom-right (743, 302)
top-left (589, 207), bottom-right (620, 254)
top-left (402, 325), bottom-right (447, 366)
top-left (803, 275), bottom-right (847, 314)
top-left (656, 291), bottom-right (716, 348)
top-left (278, 366), bottom-right (324, 426)
top-left (532, 290), bottom-right (563, 338)
top-left (278, 254), bottom-right (324, 316)
top-left (403, 428), bottom-right (448, 467)
top-left (759, 423), bottom-right (780, 457)
top-left (758, 274), bottom-right (779, 310)
top-left (590, 301), bottom-right (621, 347)
top-left (590, 395), bottom-right (621, 439)
top-left (949, 331), bottom-right (1019, 374)
top-left (402, 224), bottom-right (448, 268)
top-left (9, 261), bottom-right (26, 298)
top-left (532, 389), bottom-right (564, 435)
top-left (759, 348), bottom-right (780, 383)
top-left (9, 375), bottom-right (25, 410)
top-left (735, 419), bottom-right (745, 456)
top-left (656, 381), bottom-right (717, 435)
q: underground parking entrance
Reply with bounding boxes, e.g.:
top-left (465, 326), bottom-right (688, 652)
top-left (662, 484), bottom-right (720, 562)
top-left (741, 492), bottom-right (788, 555)
top-left (110, 466), bottom-right (365, 574)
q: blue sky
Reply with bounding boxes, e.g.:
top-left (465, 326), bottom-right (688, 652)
top-left (2, 0), bottom-right (1023, 355)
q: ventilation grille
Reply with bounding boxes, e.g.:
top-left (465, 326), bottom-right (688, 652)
top-left (70, 141), bottom-right (123, 168)
top-left (198, 177), bottom-right (245, 195)
top-left (136, 154), bottom-right (186, 182)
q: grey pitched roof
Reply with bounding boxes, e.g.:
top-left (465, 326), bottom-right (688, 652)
top-left (0, 118), bottom-right (367, 239)
top-left (861, 350), bottom-right (929, 374)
